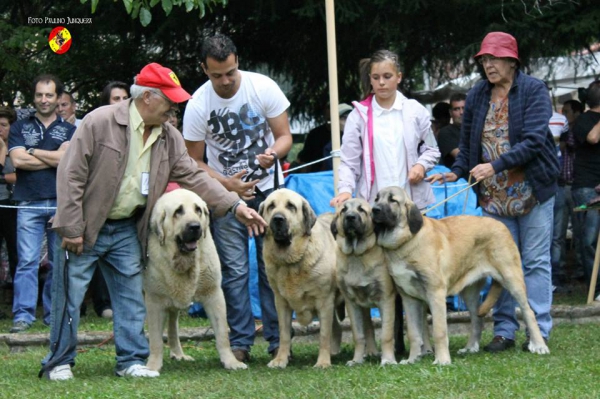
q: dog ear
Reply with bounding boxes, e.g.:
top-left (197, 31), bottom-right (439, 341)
top-left (258, 201), bottom-right (265, 219)
top-left (152, 208), bottom-right (167, 245)
top-left (406, 202), bottom-right (423, 235)
top-left (302, 199), bottom-right (317, 235)
top-left (330, 214), bottom-right (338, 239)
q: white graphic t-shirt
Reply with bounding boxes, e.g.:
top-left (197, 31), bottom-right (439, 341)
top-left (183, 71), bottom-right (289, 192)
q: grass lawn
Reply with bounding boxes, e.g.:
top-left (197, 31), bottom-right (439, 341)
top-left (1, 307), bottom-right (599, 398)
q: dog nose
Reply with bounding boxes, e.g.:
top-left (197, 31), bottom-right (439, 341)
top-left (345, 214), bottom-right (357, 222)
top-left (372, 206), bottom-right (381, 215)
top-left (186, 223), bottom-right (201, 233)
top-left (272, 214), bottom-right (285, 224)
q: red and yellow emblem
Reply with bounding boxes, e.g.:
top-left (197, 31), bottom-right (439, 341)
top-left (48, 26), bottom-right (72, 54)
top-left (169, 72), bottom-right (181, 86)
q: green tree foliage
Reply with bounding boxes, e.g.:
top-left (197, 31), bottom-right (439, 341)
top-left (1, 0), bottom-right (598, 121)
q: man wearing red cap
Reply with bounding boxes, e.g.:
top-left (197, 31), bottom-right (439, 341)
top-left (183, 34), bottom-right (292, 363)
top-left (41, 62), bottom-right (267, 380)
top-left (429, 32), bottom-right (557, 355)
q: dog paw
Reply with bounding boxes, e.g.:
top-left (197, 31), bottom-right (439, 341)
top-left (529, 343), bottom-right (550, 355)
top-left (223, 360), bottom-right (248, 370)
top-left (170, 353), bottom-right (194, 362)
top-left (457, 345), bottom-right (479, 354)
top-left (433, 358), bottom-right (452, 366)
top-left (346, 359), bottom-right (363, 367)
top-left (380, 358), bottom-right (397, 366)
top-left (313, 360), bottom-right (332, 369)
top-left (146, 360), bottom-right (162, 372)
top-left (399, 358), bottom-right (416, 365)
top-left (267, 358), bottom-right (289, 369)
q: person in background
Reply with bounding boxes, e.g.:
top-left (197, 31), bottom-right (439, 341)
top-left (428, 32), bottom-right (558, 352)
top-left (0, 107), bottom-right (18, 296)
top-left (431, 101), bottom-right (451, 142)
top-left (8, 74), bottom-right (75, 333)
top-left (56, 91), bottom-right (81, 128)
top-left (557, 99), bottom-right (585, 282)
top-left (571, 80), bottom-right (600, 302)
top-left (330, 49), bottom-right (440, 356)
top-left (438, 93), bottom-right (466, 168)
top-left (100, 81), bottom-right (130, 106)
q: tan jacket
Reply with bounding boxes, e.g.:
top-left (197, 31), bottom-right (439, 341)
top-left (53, 99), bottom-right (239, 255)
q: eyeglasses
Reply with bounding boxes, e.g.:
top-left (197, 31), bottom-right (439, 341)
top-left (478, 55), bottom-right (500, 65)
top-left (151, 90), bottom-right (175, 107)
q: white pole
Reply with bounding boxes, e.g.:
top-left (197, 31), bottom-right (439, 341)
top-left (325, 0), bottom-right (340, 195)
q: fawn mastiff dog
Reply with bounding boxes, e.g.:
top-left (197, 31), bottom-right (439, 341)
top-left (372, 186), bottom-right (549, 365)
top-left (259, 189), bottom-right (343, 369)
top-left (331, 198), bottom-right (397, 366)
top-left (144, 189), bottom-right (247, 372)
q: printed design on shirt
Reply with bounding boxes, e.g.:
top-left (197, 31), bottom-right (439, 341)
top-left (48, 125), bottom-right (70, 142)
top-left (208, 102), bottom-right (269, 181)
top-left (21, 123), bottom-right (42, 147)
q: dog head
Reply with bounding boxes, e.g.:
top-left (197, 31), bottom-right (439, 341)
top-left (150, 189), bottom-right (210, 254)
top-left (371, 186), bottom-right (423, 248)
top-left (258, 188), bottom-right (317, 247)
top-left (331, 198), bottom-right (377, 255)
top-left (331, 198), bottom-right (374, 240)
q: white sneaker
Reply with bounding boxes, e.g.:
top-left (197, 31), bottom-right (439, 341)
top-left (116, 364), bottom-right (159, 378)
top-left (48, 364), bottom-right (74, 381)
top-left (101, 309), bottom-right (113, 319)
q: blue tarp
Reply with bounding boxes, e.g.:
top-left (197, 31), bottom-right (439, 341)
top-left (190, 166), bottom-right (485, 318)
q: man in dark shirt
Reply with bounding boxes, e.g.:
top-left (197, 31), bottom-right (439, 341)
top-left (437, 93), bottom-right (466, 168)
top-left (7, 74), bottom-right (75, 333)
top-left (572, 80), bottom-right (600, 301)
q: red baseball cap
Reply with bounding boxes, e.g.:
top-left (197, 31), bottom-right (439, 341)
top-left (135, 63), bottom-right (191, 103)
top-left (474, 32), bottom-right (519, 61)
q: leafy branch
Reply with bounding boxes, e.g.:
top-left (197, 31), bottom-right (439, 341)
top-left (79, 0), bottom-right (228, 26)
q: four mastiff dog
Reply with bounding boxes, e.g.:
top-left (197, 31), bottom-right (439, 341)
top-left (259, 188), bottom-right (344, 369)
top-left (331, 198), bottom-right (397, 366)
top-left (144, 189), bottom-right (247, 372)
top-left (372, 186), bottom-right (549, 365)
top-left (141, 185), bottom-right (549, 371)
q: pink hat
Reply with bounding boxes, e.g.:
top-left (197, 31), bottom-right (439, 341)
top-left (135, 63), bottom-right (191, 103)
top-left (474, 32), bottom-right (519, 61)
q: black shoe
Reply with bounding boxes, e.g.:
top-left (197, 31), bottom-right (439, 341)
top-left (232, 349), bottom-right (250, 363)
top-left (483, 336), bottom-right (515, 353)
top-left (521, 337), bottom-right (548, 351)
top-left (9, 320), bottom-right (32, 333)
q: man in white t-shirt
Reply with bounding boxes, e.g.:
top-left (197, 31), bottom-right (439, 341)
top-left (183, 33), bottom-right (292, 363)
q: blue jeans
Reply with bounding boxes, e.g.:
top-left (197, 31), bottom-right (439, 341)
top-left (12, 199), bottom-right (55, 325)
top-left (572, 187), bottom-right (600, 297)
top-left (483, 196), bottom-right (554, 340)
top-left (212, 192), bottom-right (279, 354)
top-left (42, 218), bottom-right (149, 372)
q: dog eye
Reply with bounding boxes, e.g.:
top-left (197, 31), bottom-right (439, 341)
top-left (358, 206), bottom-right (367, 214)
top-left (174, 205), bottom-right (184, 217)
top-left (195, 205), bottom-right (202, 214)
top-left (267, 203), bottom-right (275, 212)
top-left (286, 202), bottom-right (296, 212)
top-left (341, 205), bottom-right (347, 214)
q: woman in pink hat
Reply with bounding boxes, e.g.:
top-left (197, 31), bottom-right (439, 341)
top-left (428, 32), bottom-right (558, 354)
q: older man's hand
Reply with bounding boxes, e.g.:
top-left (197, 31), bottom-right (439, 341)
top-left (234, 203), bottom-right (267, 237)
top-left (61, 236), bottom-right (84, 255)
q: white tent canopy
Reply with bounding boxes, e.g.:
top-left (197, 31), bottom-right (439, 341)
top-left (416, 51), bottom-right (600, 104)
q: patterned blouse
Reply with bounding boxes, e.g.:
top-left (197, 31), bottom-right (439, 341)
top-left (479, 99), bottom-right (537, 216)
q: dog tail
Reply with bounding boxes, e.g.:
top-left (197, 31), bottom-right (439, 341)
top-left (477, 280), bottom-right (502, 316)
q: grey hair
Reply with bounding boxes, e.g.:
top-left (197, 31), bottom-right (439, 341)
top-left (130, 84), bottom-right (162, 99)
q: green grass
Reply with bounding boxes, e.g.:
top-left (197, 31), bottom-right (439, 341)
top-left (1, 317), bottom-right (599, 398)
